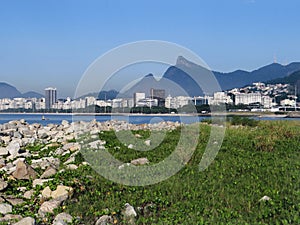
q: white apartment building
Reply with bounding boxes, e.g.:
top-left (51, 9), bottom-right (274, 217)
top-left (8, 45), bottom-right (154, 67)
top-left (165, 95), bottom-right (191, 109)
top-left (280, 99), bottom-right (295, 106)
top-left (208, 92), bottom-right (233, 105)
top-left (85, 96), bottom-right (96, 107)
top-left (235, 93), bottom-right (262, 105)
top-left (136, 98), bottom-right (158, 107)
top-left (261, 96), bottom-right (273, 108)
top-left (134, 92), bottom-right (146, 106)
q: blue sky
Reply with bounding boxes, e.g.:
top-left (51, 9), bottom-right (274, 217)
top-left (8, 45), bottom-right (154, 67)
top-left (1, 0), bottom-right (300, 97)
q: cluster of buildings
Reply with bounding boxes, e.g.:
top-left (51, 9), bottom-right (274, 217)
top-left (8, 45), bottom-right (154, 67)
top-left (0, 83), bottom-right (298, 112)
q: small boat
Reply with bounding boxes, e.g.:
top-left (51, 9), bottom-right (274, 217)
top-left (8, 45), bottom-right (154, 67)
top-left (42, 115), bottom-right (49, 120)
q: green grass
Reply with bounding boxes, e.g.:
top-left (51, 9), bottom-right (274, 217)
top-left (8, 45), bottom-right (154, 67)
top-left (63, 120), bottom-right (300, 224)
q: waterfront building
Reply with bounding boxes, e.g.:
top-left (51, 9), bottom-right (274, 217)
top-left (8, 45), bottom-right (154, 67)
top-left (134, 92), bottom-right (146, 107)
top-left (235, 93), bottom-right (262, 105)
top-left (45, 87), bottom-right (57, 109)
top-left (150, 88), bottom-right (165, 106)
top-left (136, 98), bottom-right (158, 107)
top-left (165, 95), bottom-right (192, 109)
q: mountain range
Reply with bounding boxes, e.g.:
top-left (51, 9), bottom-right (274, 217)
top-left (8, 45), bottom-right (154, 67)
top-left (1, 57), bottom-right (300, 99)
top-left (120, 56), bottom-right (300, 97)
top-left (267, 70), bottom-right (300, 86)
top-left (0, 82), bottom-right (43, 99)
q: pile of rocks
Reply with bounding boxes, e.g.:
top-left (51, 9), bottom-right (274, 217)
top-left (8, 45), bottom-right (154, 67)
top-left (0, 119), bottom-right (181, 224)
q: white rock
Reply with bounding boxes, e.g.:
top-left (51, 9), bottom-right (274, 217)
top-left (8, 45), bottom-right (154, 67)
top-left (62, 142), bottom-right (80, 152)
top-left (0, 179), bottom-right (8, 191)
top-left (40, 167), bottom-right (57, 179)
top-left (0, 214), bottom-right (22, 223)
top-left (66, 164), bottom-right (78, 170)
top-left (32, 179), bottom-right (53, 188)
top-left (144, 140), bottom-right (151, 146)
top-left (123, 203), bottom-right (137, 218)
top-left (0, 147), bottom-right (9, 156)
top-left (13, 216), bottom-right (35, 225)
top-left (51, 185), bottom-right (73, 200)
top-left (41, 186), bottom-right (52, 199)
top-left (63, 156), bottom-right (75, 165)
top-left (53, 212), bottom-right (73, 225)
top-left (0, 203), bottom-right (12, 215)
top-left (118, 163), bottom-right (131, 170)
top-left (259, 195), bottom-right (271, 201)
top-left (23, 190), bottom-right (34, 199)
top-left (95, 215), bottom-right (113, 225)
top-left (17, 187), bottom-right (27, 192)
top-left (1, 136), bottom-right (11, 145)
top-left (131, 158), bottom-right (149, 166)
top-left (38, 199), bottom-right (61, 217)
top-left (88, 140), bottom-right (105, 149)
top-left (6, 141), bottom-right (20, 159)
top-left (31, 157), bottom-right (60, 170)
top-left (13, 158), bottom-right (25, 165)
top-left (61, 120), bottom-right (69, 127)
top-left (134, 134), bottom-right (142, 138)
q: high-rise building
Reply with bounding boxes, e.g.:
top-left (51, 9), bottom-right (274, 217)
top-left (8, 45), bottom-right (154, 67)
top-left (133, 92), bottom-right (145, 106)
top-left (45, 87), bottom-right (57, 109)
top-left (150, 88), bottom-right (165, 107)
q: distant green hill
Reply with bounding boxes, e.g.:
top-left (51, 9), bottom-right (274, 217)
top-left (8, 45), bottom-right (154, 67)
top-left (267, 70), bottom-right (300, 86)
top-left (267, 70), bottom-right (300, 96)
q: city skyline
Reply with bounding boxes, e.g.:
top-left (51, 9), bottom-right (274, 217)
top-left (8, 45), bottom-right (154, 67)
top-left (0, 82), bottom-right (298, 113)
top-left (1, 1), bottom-right (300, 97)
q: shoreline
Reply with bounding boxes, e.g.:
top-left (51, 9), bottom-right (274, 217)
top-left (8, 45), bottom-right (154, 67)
top-left (0, 111), bottom-right (299, 118)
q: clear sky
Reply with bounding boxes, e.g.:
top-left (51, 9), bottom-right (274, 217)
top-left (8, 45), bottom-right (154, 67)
top-left (1, 0), bottom-right (300, 97)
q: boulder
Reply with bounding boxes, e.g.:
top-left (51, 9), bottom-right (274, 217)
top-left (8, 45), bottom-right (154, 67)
top-left (23, 190), bottom-right (34, 199)
top-left (122, 203), bottom-right (137, 224)
top-left (144, 140), bottom-right (151, 146)
top-left (95, 215), bottom-right (113, 225)
top-left (41, 186), bottom-right (52, 199)
top-left (123, 203), bottom-right (137, 217)
top-left (40, 167), bottom-right (57, 179)
top-left (1, 136), bottom-right (11, 145)
top-left (0, 214), bottom-right (22, 223)
top-left (38, 199), bottom-right (61, 217)
top-left (0, 147), bottom-right (9, 156)
top-left (12, 161), bottom-right (37, 180)
top-left (131, 158), bottom-right (149, 166)
top-left (6, 198), bottom-right (24, 206)
top-left (31, 157), bottom-right (60, 170)
top-left (13, 131), bottom-right (23, 139)
top-left (53, 212), bottom-right (73, 225)
top-left (0, 158), bottom-right (5, 168)
top-left (13, 217), bottom-right (35, 225)
top-left (88, 140), bottom-right (106, 149)
top-left (6, 141), bottom-right (20, 159)
top-left (0, 203), bottom-right (12, 215)
top-left (62, 142), bottom-right (80, 152)
top-left (32, 179), bottom-right (53, 188)
top-left (51, 185), bottom-right (73, 200)
top-left (0, 179), bottom-right (8, 191)
top-left (63, 156), bottom-right (75, 165)
top-left (66, 164), bottom-right (78, 170)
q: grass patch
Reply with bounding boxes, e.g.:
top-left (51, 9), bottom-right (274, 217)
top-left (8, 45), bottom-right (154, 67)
top-left (62, 120), bottom-right (299, 224)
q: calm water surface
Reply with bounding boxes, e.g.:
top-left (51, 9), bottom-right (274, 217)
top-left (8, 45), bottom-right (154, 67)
top-left (0, 113), bottom-right (298, 125)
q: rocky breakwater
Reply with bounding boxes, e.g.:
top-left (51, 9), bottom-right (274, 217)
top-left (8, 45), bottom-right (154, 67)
top-left (0, 119), bottom-right (181, 224)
